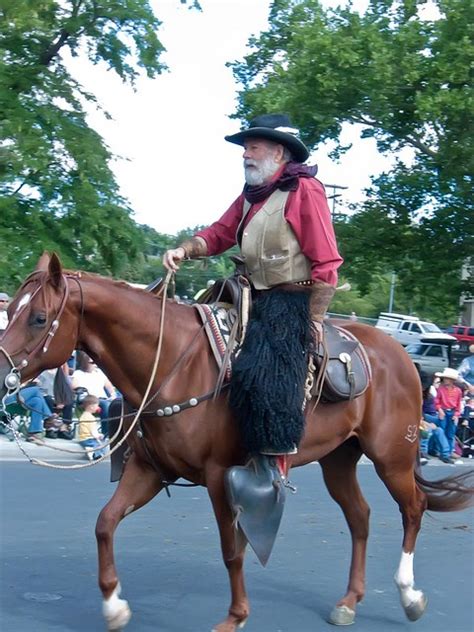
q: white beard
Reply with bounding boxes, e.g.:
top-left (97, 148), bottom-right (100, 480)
top-left (244, 156), bottom-right (280, 185)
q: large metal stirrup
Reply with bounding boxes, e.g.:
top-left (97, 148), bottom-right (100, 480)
top-left (225, 454), bottom-right (286, 566)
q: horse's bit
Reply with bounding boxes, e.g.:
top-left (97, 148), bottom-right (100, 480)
top-left (0, 272), bottom-right (72, 411)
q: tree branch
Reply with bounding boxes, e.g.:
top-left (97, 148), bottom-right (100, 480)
top-left (405, 135), bottom-right (438, 159)
top-left (10, 178), bottom-right (30, 197)
top-left (349, 114), bottom-right (378, 127)
top-left (349, 115), bottom-right (438, 159)
top-left (71, 0), bottom-right (84, 14)
top-left (39, 29), bottom-right (71, 66)
top-left (39, 0), bottom-right (87, 66)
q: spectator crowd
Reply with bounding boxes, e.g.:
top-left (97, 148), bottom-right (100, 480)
top-left (420, 343), bottom-right (474, 465)
top-left (1, 287), bottom-right (474, 464)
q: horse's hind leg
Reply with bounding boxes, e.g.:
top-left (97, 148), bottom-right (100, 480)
top-left (95, 452), bottom-right (164, 630)
top-left (373, 458), bottom-right (428, 622)
top-left (207, 466), bottom-right (249, 632)
top-left (319, 438), bottom-right (370, 626)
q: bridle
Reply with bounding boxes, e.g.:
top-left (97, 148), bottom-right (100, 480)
top-left (0, 268), bottom-right (172, 469)
top-left (0, 269), bottom-right (230, 476)
top-left (0, 269), bottom-right (218, 475)
top-left (0, 271), bottom-right (77, 403)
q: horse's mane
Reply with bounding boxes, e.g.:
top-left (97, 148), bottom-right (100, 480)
top-left (64, 270), bottom-right (151, 297)
top-left (18, 268), bottom-right (159, 302)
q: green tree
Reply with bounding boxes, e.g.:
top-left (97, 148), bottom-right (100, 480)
top-left (0, 0), bottom-right (197, 292)
top-left (231, 0), bottom-right (473, 320)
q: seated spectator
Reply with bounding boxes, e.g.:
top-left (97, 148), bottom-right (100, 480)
top-left (77, 395), bottom-right (106, 460)
top-left (66, 351), bottom-right (76, 375)
top-left (0, 292), bottom-right (9, 332)
top-left (36, 365), bottom-right (75, 439)
top-left (5, 385), bottom-right (60, 442)
top-left (71, 351), bottom-right (118, 437)
top-left (459, 396), bottom-right (474, 434)
top-left (434, 367), bottom-right (463, 462)
top-left (53, 364), bottom-right (76, 438)
top-left (36, 368), bottom-right (56, 407)
top-left (458, 344), bottom-right (474, 387)
top-left (420, 381), bottom-right (451, 464)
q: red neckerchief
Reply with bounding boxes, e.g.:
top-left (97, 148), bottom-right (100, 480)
top-left (243, 161), bottom-right (318, 204)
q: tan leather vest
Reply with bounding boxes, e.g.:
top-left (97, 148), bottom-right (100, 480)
top-left (237, 189), bottom-right (312, 290)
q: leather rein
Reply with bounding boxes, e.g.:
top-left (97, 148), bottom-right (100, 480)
top-left (0, 271), bottom-right (229, 475)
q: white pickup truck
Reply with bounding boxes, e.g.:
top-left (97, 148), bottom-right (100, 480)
top-left (375, 312), bottom-right (456, 347)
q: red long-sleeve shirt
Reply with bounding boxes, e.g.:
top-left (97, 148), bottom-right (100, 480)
top-left (434, 384), bottom-right (462, 416)
top-left (195, 176), bottom-right (343, 287)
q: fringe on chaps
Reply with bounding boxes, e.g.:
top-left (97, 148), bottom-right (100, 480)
top-left (229, 288), bottom-right (314, 454)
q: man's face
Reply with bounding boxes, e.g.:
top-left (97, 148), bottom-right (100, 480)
top-left (0, 299), bottom-right (8, 312)
top-left (243, 139), bottom-right (284, 186)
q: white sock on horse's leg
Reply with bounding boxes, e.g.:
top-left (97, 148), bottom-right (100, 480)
top-left (102, 583), bottom-right (132, 631)
top-left (394, 551), bottom-right (427, 620)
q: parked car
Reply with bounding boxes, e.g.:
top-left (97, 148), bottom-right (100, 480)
top-left (406, 341), bottom-right (452, 377)
top-left (375, 312), bottom-right (456, 347)
top-left (444, 325), bottom-right (474, 350)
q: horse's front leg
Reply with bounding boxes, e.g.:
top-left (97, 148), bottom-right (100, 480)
top-left (207, 465), bottom-right (249, 632)
top-left (318, 440), bottom-right (369, 626)
top-left (95, 452), bottom-right (164, 631)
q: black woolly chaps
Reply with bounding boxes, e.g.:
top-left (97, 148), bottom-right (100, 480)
top-left (229, 288), bottom-right (313, 454)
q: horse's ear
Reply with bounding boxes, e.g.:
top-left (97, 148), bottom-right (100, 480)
top-left (35, 251), bottom-right (51, 271)
top-left (48, 252), bottom-right (63, 289)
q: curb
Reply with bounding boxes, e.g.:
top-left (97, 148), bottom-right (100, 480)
top-left (0, 433), bottom-right (109, 463)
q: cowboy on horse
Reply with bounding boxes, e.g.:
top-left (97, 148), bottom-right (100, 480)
top-left (163, 113), bottom-right (342, 462)
top-left (163, 114), bottom-right (347, 561)
top-left (1, 252), bottom-right (473, 630)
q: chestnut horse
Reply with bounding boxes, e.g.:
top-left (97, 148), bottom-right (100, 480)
top-left (0, 253), bottom-right (472, 631)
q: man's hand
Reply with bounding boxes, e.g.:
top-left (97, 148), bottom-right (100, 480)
top-left (163, 247), bottom-right (186, 272)
top-left (438, 410), bottom-right (445, 420)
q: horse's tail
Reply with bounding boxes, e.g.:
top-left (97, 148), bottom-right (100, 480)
top-left (415, 467), bottom-right (474, 512)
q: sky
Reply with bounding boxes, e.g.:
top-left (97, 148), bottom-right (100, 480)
top-left (65, 0), bottom-right (398, 235)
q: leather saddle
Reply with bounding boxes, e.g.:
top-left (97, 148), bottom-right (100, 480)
top-left (316, 321), bottom-right (371, 402)
top-left (197, 255), bottom-right (250, 306)
top-left (146, 265), bottom-right (371, 404)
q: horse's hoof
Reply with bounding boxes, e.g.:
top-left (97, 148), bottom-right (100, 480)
top-left (105, 601), bottom-right (132, 631)
top-left (328, 605), bottom-right (356, 626)
top-left (212, 617), bottom-right (248, 632)
top-left (404, 594), bottom-right (427, 621)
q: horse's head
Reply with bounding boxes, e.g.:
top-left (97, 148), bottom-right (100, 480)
top-left (0, 252), bottom-right (79, 402)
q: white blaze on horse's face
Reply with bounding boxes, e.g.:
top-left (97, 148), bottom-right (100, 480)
top-left (15, 292), bottom-right (31, 315)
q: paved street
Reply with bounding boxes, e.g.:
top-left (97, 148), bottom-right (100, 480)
top-left (0, 442), bottom-right (473, 632)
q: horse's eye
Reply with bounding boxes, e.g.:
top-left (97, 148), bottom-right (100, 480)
top-left (30, 313), bottom-right (47, 327)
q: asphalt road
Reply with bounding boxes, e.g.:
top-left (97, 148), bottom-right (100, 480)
top-left (0, 461), bottom-right (473, 632)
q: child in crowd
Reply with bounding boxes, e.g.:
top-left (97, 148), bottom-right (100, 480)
top-left (78, 394), bottom-right (106, 461)
top-left (434, 367), bottom-right (463, 461)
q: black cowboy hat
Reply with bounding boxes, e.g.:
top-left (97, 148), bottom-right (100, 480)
top-left (225, 114), bottom-right (310, 163)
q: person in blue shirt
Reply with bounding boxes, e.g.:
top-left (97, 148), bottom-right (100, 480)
top-left (458, 344), bottom-right (474, 388)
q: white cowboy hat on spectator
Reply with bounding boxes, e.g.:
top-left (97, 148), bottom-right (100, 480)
top-left (436, 367), bottom-right (459, 380)
top-left (469, 343), bottom-right (474, 354)
top-left (0, 292), bottom-right (10, 301)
